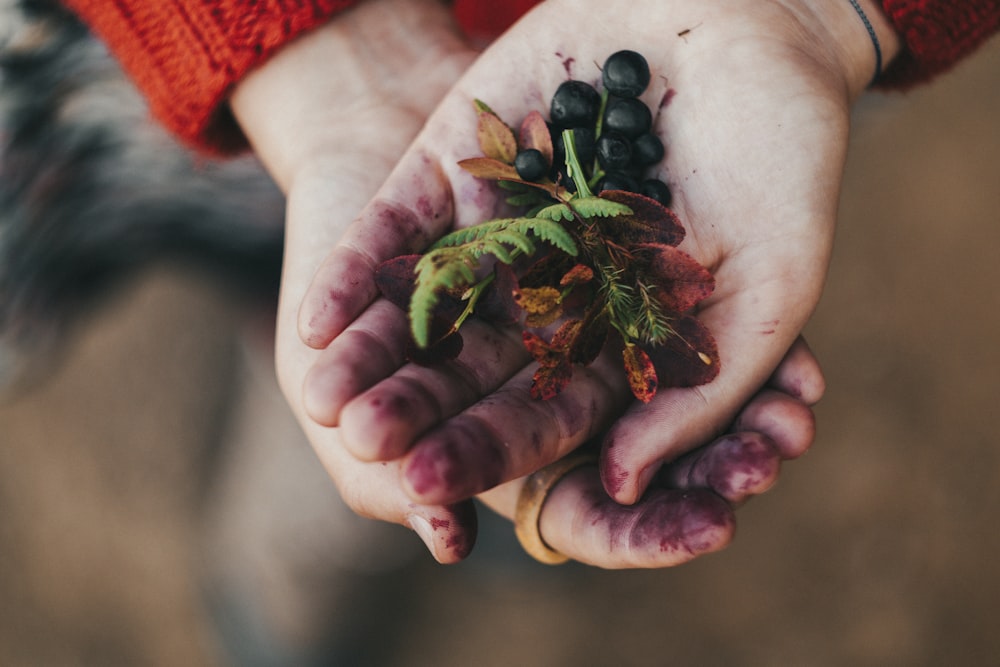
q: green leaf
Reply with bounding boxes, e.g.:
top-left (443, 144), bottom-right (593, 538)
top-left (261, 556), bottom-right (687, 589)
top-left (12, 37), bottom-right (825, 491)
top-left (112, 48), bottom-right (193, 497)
top-left (535, 203), bottom-right (574, 222)
top-left (570, 196), bottom-right (633, 219)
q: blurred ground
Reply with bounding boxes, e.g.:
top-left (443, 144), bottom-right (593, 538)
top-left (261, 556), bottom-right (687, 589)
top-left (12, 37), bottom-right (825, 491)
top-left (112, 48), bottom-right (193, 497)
top-left (2, 37), bottom-right (999, 667)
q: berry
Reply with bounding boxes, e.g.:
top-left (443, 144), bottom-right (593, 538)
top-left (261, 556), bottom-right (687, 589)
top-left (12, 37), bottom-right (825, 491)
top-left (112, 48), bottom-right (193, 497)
top-left (598, 171), bottom-right (639, 194)
top-left (603, 96), bottom-right (652, 139)
top-left (631, 133), bottom-right (664, 167)
top-left (514, 149), bottom-right (548, 181)
top-left (551, 127), bottom-right (595, 172)
top-left (602, 50), bottom-right (651, 98)
top-left (596, 131), bottom-right (632, 171)
top-left (550, 80), bottom-right (601, 128)
top-left (640, 178), bottom-right (672, 206)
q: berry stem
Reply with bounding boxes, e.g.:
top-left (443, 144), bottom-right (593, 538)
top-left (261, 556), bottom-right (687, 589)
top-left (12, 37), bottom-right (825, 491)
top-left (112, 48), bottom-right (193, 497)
top-left (561, 129), bottom-right (594, 198)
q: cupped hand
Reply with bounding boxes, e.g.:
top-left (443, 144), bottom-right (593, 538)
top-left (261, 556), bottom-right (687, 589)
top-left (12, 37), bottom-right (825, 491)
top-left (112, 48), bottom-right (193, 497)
top-left (297, 0), bottom-right (894, 508)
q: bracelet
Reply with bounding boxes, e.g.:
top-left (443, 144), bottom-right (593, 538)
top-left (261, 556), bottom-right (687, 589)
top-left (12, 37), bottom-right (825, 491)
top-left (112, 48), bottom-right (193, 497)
top-left (847, 0), bottom-right (883, 86)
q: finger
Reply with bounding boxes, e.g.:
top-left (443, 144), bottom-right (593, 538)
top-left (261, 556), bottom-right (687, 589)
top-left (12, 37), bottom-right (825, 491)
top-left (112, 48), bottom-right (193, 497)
top-left (296, 147), bottom-right (455, 350)
top-left (479, 467), bottom-right (735, 569)
top-left (307, 427), bottom-right (478, 564)
top-left (732, 389), bottom-right (816, 460)
top-left (766, 335), bottom-right (825, 406)
top-left (399, 351), bottom-right (630, 505)
top-left (337, 318), bottom-right (530, 461)
top-left (600, 252), bottom-right (823, 504)
top-left (302, 299), bottom-right (412, 426)
top-left (657, 432), bottom-right (780, 504)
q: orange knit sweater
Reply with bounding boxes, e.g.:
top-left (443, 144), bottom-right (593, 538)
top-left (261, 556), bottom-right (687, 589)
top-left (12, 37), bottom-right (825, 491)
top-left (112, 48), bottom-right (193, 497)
top-left (62, 0), bottom-right (999, 154)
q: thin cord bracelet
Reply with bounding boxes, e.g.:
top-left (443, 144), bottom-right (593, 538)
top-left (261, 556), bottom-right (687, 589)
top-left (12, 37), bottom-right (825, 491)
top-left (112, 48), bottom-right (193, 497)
top-left (847, 0), bottom-right (883, 85)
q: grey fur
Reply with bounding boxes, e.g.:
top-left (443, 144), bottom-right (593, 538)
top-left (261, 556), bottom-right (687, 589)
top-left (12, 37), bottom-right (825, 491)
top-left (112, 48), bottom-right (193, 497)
top-left (0, 0), bottom-right (285, 391)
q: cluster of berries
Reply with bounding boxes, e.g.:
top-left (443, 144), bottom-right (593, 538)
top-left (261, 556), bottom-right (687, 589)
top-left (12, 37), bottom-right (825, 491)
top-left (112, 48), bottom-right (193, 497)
top-left (376, 49), bottom-right (719, 403)
top-left (514, 50), bottom-right (672, 206)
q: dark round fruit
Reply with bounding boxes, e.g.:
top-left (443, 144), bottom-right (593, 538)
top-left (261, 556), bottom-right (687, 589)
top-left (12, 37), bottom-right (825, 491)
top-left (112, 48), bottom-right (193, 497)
top-left (596, 131), bottom-right (632, 171)
top-left (551, 126), bottom-right (595, 173)
top-left (514, 149), bottom-right (548, 181)
top-left (602, 50), bottom-right (650, 98)
top-left (602, 96), bottom-right (652, 139)
top-left (640, 178), bottom-right (673, 206)
top-left (631, 132), bottom-right (665, 167)
top-left (598, 171), bottom-right (640, 194)
top-left (550, 80), bottom-right (601, 128)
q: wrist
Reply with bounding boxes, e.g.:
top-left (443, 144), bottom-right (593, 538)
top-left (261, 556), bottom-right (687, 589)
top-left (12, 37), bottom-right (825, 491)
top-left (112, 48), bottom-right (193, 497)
top-left (786, 0), bottom-right (901, 99)
top-left (231, 0), bottom-right (472, 191)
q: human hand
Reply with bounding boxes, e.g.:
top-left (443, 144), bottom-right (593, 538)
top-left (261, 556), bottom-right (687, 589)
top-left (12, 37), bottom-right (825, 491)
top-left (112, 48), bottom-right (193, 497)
top-left (295, 0), bottom-right (898, 509)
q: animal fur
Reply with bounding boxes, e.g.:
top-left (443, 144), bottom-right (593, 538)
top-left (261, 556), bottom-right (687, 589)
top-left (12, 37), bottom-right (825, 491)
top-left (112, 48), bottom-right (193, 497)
top-left (0, 0), bottom-right (285, 391)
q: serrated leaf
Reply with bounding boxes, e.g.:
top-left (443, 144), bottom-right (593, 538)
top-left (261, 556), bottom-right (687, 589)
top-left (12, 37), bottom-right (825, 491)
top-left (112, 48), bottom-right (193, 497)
top-left (458, 157), bottom-right (520, 181)
top-left (477, 107), bottom-right (518, 163)
top-left (410, 250), bottom-right (478, 347)
top-left (514, 219), bottom-right (578, 256)
top-left (623, 344), bottom-right (658, 403)
top-left (599, 190), bottom-right (686, 246)
top-left (570, 196), bottom-right (633, 219)
top-left (516, 286), bottom-right (563, 328)
top-left (519, 110), bottom-right (553, 166)
top-left (633, 243), bottom-right (715, 313)
top-left (644, 315), bottom-right (720, 388)
top-left (531, 362), bottom-right (574, 400)
top-left (535, 203), bottom-right (574, 222)
top-left (560, 264), bottom-right (594, 286)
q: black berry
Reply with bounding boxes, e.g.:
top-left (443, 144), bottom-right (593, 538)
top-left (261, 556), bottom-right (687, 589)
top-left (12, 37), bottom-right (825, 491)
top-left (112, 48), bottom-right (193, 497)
top-left (640, 178), bottom-right (672, 206)
top-left (514, 149), bottom-right (548, 181)
top-left (631, 133), bottom-right (664, 167)
top-left (596, 131), bottom-right (632, 171)
top-left (602, 50), bottom-right (650, 98)
top-left (603, 96), bottom-right (652, 140)
top-left (598, 171), bottom-right (640, 194)
top-left (551, 127), bottom-right (595, 172)
top-left (550, 80), bottom-right (601, 128)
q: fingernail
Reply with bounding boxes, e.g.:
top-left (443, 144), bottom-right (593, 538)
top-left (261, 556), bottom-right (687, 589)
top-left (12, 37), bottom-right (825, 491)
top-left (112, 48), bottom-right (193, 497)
top-left (406, 514), bottom-right (440, 561)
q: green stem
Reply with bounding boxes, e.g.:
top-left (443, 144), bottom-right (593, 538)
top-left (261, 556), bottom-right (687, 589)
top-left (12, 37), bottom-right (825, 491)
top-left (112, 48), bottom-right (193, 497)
top-left (561, 129), bottom-right (594, 198)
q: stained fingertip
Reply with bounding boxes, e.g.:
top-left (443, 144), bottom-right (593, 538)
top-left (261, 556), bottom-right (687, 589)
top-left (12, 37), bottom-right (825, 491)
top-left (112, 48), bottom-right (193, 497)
top-left (298, 250), bottom-right (379, 350)
top-left (770, 337), bottom-right (825, 405)
top-left (401, 418), bottom-right (506, 505)
top-left (599, 431), bottom-right (655, 506)
top-left (406, 501), bottom-right (478, 564)
top-left (660, 433), bottom-right (781, 504)
top-left (734, 391), bottom-right (816, 460)
top-left (626, 489), bottom-right (735, 565)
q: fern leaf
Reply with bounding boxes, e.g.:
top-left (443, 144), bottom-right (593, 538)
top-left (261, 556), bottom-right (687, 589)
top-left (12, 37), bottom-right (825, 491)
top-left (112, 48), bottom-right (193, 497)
top-left (535, 203), bottom-right (574, 222)
top-left (571, 196), bottom-right (633, 219)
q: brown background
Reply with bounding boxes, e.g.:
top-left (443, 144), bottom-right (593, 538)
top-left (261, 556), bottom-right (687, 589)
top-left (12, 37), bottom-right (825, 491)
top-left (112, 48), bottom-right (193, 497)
top-left (2, 38), bottom-right (998, 667)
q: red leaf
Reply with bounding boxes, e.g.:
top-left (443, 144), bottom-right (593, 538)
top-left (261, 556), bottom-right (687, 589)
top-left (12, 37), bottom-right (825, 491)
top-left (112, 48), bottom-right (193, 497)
top-left (599, 190), bottom-right (686, 247)
top-left (375, 255), bottom-right (420, 309)
top-left (522, 330), bottom-right (561, 367)
top-left (475, 263), bottom-right (521, 325)
top-left (560, 263), bottom-right (595, 287)
top-left (477, 108), bottom-right (518, 163)
top-left (519, 110), bottom-right (553, 167)
top-left (623, 344), bottom-right (658, 403)
top-left (568, 309), bottom-right (608, 365)
top-left (644, 315), bottom-right (720, 387)
top-left (458, 157), bottom-right (521, 181)
top-left (634, 243), bottom-right (715, 313)
top-left (530, 362), bottom-right (574, 401)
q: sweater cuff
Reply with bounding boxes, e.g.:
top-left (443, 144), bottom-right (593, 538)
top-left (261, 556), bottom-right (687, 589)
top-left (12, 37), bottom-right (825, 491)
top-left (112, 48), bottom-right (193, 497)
top-left (877, 0), bottom-right (1000, 88)
top-left (62, 0), bottom-right (360, 154)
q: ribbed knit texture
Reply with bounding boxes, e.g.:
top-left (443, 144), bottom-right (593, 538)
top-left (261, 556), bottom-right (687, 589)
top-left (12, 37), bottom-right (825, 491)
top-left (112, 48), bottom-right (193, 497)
top-left (62, 0), bottom-right (1000, 153)
top-left (877, 0), bottom-right (1000, 88)
top-left (61, 0), bottom-right (359, 154)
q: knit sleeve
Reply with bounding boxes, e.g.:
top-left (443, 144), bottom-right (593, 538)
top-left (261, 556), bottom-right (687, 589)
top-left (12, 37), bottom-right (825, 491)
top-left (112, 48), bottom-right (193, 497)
top-left (61, 0), bottom-right (360, 154)
top-left (878, 0), bottom-right (1000, 88)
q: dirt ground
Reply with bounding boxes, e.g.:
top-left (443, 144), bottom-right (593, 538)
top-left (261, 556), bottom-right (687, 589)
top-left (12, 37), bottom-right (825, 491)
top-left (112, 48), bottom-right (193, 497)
top-left (2, 38), bottom-right (999, 667)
